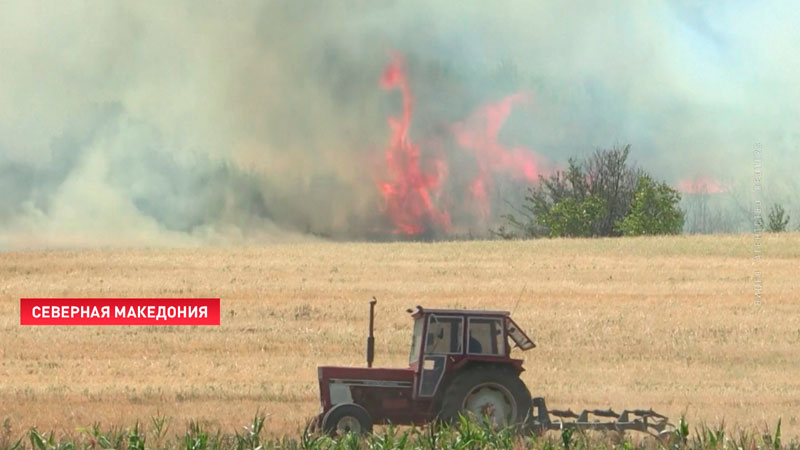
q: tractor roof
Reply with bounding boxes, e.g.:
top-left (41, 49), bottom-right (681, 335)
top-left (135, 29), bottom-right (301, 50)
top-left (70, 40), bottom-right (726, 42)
top-left (408, 305), bottom-right (510, 318)
top-left (408, 305), bottom-right (536, 350)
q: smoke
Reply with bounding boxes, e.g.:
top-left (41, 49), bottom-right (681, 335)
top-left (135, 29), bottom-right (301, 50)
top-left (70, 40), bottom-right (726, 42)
top-left (1, 1), bottom-right (798, 248)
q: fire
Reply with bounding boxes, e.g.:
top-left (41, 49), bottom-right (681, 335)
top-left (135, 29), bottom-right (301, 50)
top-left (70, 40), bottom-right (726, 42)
top-left (453, 93), bottom-right (546, 219)
top-left (377, 54), bottom-right (451, 235)
top-left (376, 54), bottom-right (547, 235)
top-left (677, 176), bottom-right (727, 194)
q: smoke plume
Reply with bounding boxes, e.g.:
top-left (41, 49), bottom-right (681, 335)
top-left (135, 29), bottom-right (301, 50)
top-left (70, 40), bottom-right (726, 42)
top-left (1, 1), bottom-right (798, 248)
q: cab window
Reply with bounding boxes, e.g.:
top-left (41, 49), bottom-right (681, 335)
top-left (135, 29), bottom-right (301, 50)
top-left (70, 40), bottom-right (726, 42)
top-left (467, 317), bottom-right (504, 355)
top-left (425, 315), bottom-right (463, 354)
top-left (409, 317), bottom-right (424, 364)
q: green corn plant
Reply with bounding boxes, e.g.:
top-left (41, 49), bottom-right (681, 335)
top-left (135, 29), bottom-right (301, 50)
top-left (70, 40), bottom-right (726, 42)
top-left (234, 413), bottom-right (266, 450)
top-left (335, 432), bottom-right (361, 450)
top-left (11, 413), bottom-right (800, 450)
top-left (1, 419), bottom-right (17, 450)
top-left (297, 419), bottom-right (333, 450)
top-left (184, 421), bottom-right (209, 450)
top-left (417, 421), bottom-right (440, 450)
top-left (697, 423), bottom-right (725, 450)
top-left (106, 427), bottom-right (126, 449)
top-left (28, 429), bottom-right (44, 450)
top-left (732, 428), bottom-right (755, 450)
top-left (677, 416), bottom-right (690, 445)
top-left (366, 424), bottom-right (411, 450)
top-left (29, 428), bottom-right (52, 450)
top-left (560, 427), bottom-right (574, 450)
top-left (453, 414), bottom-right (477, 449)
top-left (127, 422), bottom-right (146, 450)
top-left (151, 415), bottom-right (170, 445)
top-left (0, 419), bottom-right (21, 450)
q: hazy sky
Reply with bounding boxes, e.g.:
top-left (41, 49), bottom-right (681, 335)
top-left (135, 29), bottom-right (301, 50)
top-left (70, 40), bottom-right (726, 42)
top-left (0, 1), bottom-right (796, 248)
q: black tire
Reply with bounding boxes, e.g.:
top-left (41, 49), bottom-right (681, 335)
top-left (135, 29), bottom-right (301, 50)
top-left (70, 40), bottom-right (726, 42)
top-left (439, 365), bottom-right (532, 426)
top-left (321, 403), bottom-right (373, 435)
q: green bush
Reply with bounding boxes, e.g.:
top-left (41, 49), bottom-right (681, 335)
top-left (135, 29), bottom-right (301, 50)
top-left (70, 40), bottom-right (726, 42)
top-left (537, 196), bottom-right (606, 238)
top-left (495, 145), bottom-right (687, 239)
top-left (767, 204), bottom-right (790, 232)
top-left (615, 175), bottom-right (684, 236)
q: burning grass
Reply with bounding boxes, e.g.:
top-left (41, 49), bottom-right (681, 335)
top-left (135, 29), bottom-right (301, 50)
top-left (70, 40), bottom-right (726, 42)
top-left (0, 233), bottom-right (799, 437)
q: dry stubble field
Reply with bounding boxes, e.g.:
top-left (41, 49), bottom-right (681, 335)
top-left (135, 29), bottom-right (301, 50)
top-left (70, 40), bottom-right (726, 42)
top-left (0, 234), bottom-right (799, 437)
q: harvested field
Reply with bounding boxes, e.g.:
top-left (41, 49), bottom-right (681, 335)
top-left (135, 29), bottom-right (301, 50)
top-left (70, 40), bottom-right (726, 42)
top-left (1, 233), bottom-right (798, 437)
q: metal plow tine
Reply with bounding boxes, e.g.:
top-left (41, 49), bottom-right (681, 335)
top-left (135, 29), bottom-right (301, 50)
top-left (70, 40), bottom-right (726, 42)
top-left (586, 409), bottom-right (619, 418)
top-left (548, 409), bottom-right (580, 419)
top-left (529, 398), bottom-right (673, 435)
top-left (631, 409), bottom-right (669, 420)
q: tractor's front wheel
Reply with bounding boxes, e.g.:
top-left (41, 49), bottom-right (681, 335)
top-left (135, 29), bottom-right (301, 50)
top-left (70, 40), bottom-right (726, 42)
top-left (321, 403), bottom-right (373, 436)
top-left (439, 366), bottom-right (531, 427)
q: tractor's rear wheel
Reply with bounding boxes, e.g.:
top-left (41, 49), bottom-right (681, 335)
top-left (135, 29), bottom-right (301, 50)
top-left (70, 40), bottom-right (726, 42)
top-left (439, 366), bottom-right (531, 427)
top-left (321, 403), bottom-right (373, 436)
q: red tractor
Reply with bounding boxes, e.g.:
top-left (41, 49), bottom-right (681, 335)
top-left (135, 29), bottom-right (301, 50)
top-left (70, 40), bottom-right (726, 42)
top-left (316, 299), bottom-right (536, 434)
top-left (315, 299), bottom-right (672, 436)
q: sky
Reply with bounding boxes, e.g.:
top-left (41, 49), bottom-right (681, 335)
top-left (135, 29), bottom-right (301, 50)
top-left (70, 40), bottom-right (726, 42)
top-left (0, 1), bottom-right (797, 248)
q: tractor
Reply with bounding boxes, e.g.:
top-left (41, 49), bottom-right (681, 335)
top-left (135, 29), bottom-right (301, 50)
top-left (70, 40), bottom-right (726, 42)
top-left (315, 299), bottom-right (671, 436)
top-left (316, 299), bottom-right (535, 434)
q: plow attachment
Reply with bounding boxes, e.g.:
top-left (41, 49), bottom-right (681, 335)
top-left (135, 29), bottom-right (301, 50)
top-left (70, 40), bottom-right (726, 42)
top-left (530, 397), bottom-right (673, 436)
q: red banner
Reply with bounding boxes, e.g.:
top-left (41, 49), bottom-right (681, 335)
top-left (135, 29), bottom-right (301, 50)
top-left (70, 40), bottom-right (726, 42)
top-left (20, 298), bottom-right (220, 326)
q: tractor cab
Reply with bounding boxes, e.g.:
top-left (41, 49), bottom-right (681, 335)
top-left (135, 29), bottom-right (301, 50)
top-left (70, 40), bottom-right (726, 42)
top-left (408, 306), bottom-right (535, 365)
top-left (407, 306), bottom-right (535, 398)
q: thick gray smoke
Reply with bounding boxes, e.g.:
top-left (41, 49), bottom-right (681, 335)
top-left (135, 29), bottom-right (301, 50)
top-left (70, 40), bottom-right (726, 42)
top-left (1, 1), bottom-right (798, 248)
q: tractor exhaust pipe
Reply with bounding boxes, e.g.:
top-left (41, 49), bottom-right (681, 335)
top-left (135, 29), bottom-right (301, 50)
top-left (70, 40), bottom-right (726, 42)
top-left (366, 297), bottom-right (377, 368)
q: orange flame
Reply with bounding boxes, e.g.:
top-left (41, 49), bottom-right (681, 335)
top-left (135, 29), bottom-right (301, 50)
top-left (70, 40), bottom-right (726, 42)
top-left (377, 54), bottom-right (451, 235)
top-left (453, 92), bottom-right (546, 219)
top-left (677, 176), bottom-right (727, 194)
top-left (376, 54), bottom-right (549, 234)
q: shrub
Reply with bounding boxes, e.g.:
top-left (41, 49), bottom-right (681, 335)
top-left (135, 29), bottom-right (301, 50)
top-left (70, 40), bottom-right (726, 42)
top-left (494, 145), bottom-right (690, 239)
top-left (767, 203), bottom-right (790, 232)
top-left (615, 175), bottom-right (684, 236)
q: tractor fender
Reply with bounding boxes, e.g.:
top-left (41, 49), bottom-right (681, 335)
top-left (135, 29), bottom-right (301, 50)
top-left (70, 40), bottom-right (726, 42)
top-left (450, 357), bottom-right (525, 373)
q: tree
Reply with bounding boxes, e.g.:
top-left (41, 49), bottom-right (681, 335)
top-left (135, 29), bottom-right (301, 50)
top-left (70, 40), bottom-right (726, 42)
top-left (492, 158), bottom-right (591, 239)
top-left (584, 144), bottom-right (641, 235)
top-left (493, 145), bottom-right (641, 238)
top-left (767, 203), bottom-right (790, 232)
top-left (615, 175), bottom-right (684, 236)
top-left (537, 196), bottom-right (606, 237)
